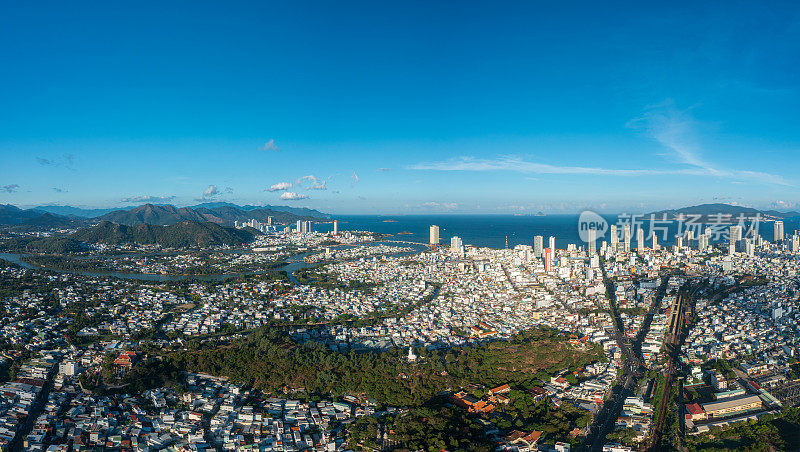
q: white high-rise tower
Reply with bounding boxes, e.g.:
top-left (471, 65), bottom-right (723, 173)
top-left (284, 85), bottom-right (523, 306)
top-left (534, 236), bottom-right (544, 257)
top-left (429, 225), bottom-right (440, 246)
top-left (623, 224), bottom-right (631, 253)
top-left (774, 221), bottom-right (784, 243)
top-left (637, 227), bottom-right (644, 252)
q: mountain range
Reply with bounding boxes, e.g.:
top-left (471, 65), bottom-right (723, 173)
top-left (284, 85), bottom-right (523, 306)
top-left (647, 203), bottom-right (800, 221)
top-left (0, 202), bottom-right (329, 229)
top-left (3, 220), bottom-right (257, 252)
top-left (72, 221), bottom-right (256, 248)
top-left (33, 202), bottom-right (328, 219)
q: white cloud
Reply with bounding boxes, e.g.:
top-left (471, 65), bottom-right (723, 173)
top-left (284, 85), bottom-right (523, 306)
top-left (350, 171), bottom-right (359, 187)
top-left (203, 185), bottom-right (219, 198)
top-left (409, 153), bottom-right (789, 185)
top-left (409, 156), bottom-right (699, 176)
top-left (260, 139), bottom-right (279, 152)
top-left (308, 180), bottom-right (326, 190)
top-left (296, 175), bottom-right (327, 190)
top-left (409, 102), bottom-right (790, 186)
top-left (280, 191), bottom-right (309, 200)
top-left (267, 182), bottom-right (292, 192)
top-left (121, 195), bottom-right (175, 203)
top-left (422, 201), bottom-right (458, 210)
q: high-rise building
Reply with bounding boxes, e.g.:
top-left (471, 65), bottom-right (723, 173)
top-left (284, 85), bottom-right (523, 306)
top-left (534, 236), bottom-right (544, 257)
top-left (698, 234), bottom-right (709, 251)
top-left (676, 236), bottom-right (684, 250)
top-left (450, 236), bottom-right (462, 253)
top-left (652, 233), bottom-right (658, 250)
top-left (637, 227), bottom-right (644, 253)
top-left (587, 229), bottom-right (596, 255)
top-left (623, 224), bottom-right (631, 253)
top-left (544, 248), bottom-right (553, 271)
top-left (730, 225), bottom-right (742, 252)
top-left (296, 220), bottom-right (302, 234)
top-left (549, 236), bottom-right (556, 254)
top-left (793, 232), bottom-right (800, 253)
top-left (610, 225), bottom-right (618, 249)
top-left (333, 220), bottom-right (338, 235)
top-left (685, 229), bottom-right (694, 248)
top-left (429, 225), bottom-right (440, 245)
top-left (774, 221), bottom-right (784, 243)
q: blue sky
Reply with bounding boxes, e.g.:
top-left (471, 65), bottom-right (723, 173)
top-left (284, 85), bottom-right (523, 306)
top-left (1, 1), bottom-right (799, 214)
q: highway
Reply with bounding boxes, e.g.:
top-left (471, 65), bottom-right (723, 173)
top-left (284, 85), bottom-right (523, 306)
top-left (581, 266), bottom-right (666, 451)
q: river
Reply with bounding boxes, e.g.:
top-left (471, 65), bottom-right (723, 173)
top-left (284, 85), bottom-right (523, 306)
top-left (0, 241), bottom-right (426, 284)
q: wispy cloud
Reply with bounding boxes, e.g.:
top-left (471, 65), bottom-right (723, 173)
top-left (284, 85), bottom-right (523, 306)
top-left (203, 185), bottom-right (219, 198)
top-left (627, 101), bottom-right (790, 185)
top-left (52, 187), bottom-right (67, 193)
top-left (194, 185), bottom-right (220, 201)
top-left (410, 155), bottom-right (788, 185)
top-left (35, 154), bottom-right (76, 169)
top-left (280, 191), bottom-right (309, 200)
top-left (410, 156), bottom-right (703, 176)
top-left (376, 167), bottom-right (391, 172)
top-left (296, 175), bottom-right (327, 190)
top-left (1, 184), bottom-right (20, 193)
top-left (267, 182), bottom-right (292, 192)
top-left (410, 101), bottom-right (791, 187)
top-left (121, 195), bottom-right (176, 203)
top-left (422, 201), bottom-right (459, 210)
top-left (350, 171), bottom-right (359, 187)
top-left (260, 139), bottom-right (280, 152)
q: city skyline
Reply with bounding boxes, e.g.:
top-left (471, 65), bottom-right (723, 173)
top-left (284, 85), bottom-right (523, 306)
top-left (2, 1), bottom-right (800, 214)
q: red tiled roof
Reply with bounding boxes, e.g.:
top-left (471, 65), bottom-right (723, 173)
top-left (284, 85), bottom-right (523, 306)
top-left (686, 402), bottom-right (704, 415)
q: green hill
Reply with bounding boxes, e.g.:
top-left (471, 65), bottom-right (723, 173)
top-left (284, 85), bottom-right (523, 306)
top-left (71, 221), bottom-right (255, 248)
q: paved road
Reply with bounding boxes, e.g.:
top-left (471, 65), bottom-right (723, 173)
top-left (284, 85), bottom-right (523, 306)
top-left (581, 267), bottom-right (667, 451)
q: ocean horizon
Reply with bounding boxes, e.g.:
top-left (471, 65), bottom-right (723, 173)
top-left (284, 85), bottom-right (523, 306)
top-left (311, 214), bottom-right (793, 250)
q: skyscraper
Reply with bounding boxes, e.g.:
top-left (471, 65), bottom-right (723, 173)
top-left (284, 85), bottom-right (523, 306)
top-left (333, 220), bottom-right (338, 235)
top-left (610, 225), bottom-right (618, 249)
top-left (730, 225), bottom-right (742, 252)
top-left (544, 248), bottom-right (553, 271)
top-left (450, 236), bottom-right (462, 253)
top-left (534, 236), bottom-right (543, 257)
top-left (623, 224), bottom-right (631, 253)
top-left (774, 221), bottom-right (784, 243)
top-left (636, 227), bottom-right (644, 252)
top-left (587, 228), bottom-right (596, 255)
top-left (549, 236), bottom-right (556, 255)
top-left (296, 220), bottom-right (302, 234)
top-left (698, 234), bottom-right (709, 251)
top-left (652, 233), bottom-right (658, 250)
top-left (429, 225), bottom-right (439, 245)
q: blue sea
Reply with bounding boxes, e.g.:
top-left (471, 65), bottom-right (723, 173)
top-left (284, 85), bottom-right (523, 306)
top-left (312, 214), bottom-right (795, 250)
